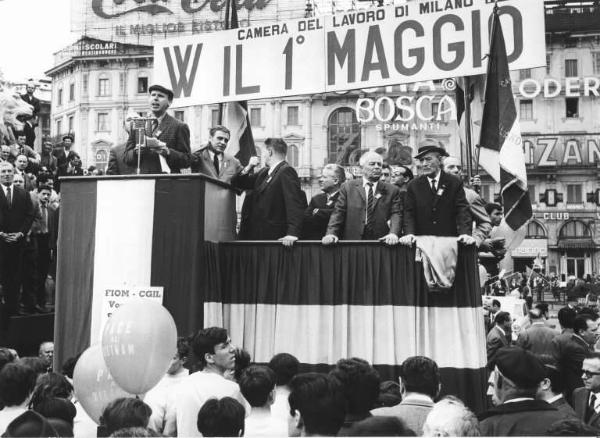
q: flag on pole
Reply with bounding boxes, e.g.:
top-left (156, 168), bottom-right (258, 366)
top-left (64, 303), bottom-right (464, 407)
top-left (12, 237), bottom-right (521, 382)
top-left (478, 7), bottom-right (532, 251)
top-left (224, 0), bottom-right (256, 166)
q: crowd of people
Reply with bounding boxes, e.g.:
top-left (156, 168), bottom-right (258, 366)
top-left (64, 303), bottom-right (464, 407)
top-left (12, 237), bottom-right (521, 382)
top-left (1, 325), bottom-right (600, 437)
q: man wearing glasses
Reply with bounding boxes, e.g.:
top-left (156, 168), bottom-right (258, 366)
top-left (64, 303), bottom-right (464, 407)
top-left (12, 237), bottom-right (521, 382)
top-left (554, 314), bottom-right (599, 404)
top-left (573, 352), bottom-right (600, 428)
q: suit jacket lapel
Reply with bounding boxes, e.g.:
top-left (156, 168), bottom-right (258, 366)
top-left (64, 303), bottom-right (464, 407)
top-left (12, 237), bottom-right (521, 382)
top-left (373, 182), bottom-right (386, 207)
top-left (257, 162), bottom-right (285, 194)
top-left (155, 114), bottom-right (170, 139)
top-left (431, 172), bottom-right (447, 209)
top-left (356, 180), bottom-right (366, 205)
top-left (201, 148), bottom-right (218, 178)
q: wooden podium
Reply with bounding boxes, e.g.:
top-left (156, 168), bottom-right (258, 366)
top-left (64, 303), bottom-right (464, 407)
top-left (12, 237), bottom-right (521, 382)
top-left (54, 174), bottom-right (237, 367)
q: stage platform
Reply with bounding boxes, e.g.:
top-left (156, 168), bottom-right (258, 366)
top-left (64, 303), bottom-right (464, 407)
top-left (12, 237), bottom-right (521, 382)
top-left (0, 312), bottom-right (54, 356)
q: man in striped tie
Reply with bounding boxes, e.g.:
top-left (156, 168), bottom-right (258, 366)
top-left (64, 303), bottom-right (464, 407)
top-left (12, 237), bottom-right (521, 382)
top-left (322, 151), bottom-right (402, 245)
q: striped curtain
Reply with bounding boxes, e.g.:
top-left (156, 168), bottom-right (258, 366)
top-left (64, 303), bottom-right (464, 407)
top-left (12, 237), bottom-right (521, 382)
top-left (205, 242), bottom-right (487, 413)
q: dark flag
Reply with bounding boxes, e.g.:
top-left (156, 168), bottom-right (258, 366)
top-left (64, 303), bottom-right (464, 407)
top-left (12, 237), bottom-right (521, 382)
top-left (478, 7), bottom-right (532, 250)
top-left (224, 0), bottom-right (257, 166)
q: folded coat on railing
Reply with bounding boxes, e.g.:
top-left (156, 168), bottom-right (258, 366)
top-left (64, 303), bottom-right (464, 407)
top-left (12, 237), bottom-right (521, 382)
top-left (415, 236), bottom-right (458, 291)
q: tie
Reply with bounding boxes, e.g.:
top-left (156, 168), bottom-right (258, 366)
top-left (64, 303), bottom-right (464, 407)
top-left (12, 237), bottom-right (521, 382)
top-left (41, 205), bottom-right (48, 234)
top-left (151, 119), bottom-right (159, 135)
top-left (365, 183), bottom-right (375, 236)
top-left (213, 153), bottom-right (220, 174)
top-left (6, 186), bottom-right (11, 209)
top-left (586, 394), bottom-right (597, 422)
top-left (430, 178), bottom-right (437, 195)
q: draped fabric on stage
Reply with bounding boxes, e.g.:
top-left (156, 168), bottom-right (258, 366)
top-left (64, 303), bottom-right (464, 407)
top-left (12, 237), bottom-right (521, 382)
top-left (54, 176), bottom-right (486, 415)
top-left (205, 242), bottom-right (487, 414)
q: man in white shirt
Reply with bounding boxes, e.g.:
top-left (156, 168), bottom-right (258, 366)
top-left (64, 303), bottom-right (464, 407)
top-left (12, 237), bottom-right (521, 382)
top-left (240, 365), bottom-right (287, 437)
top-left (167, 327), bottom-right (248, 437)
top-left (145, 337), bottom-right (190, 434)
top-left (0, 362), bottom-right (37, 434)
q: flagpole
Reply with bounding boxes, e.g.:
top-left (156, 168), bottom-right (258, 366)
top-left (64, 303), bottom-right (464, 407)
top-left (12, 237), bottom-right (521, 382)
top-left (463, 76), bottom-right (473, 181)
top-left (218, 0), bottom-right (233, 125)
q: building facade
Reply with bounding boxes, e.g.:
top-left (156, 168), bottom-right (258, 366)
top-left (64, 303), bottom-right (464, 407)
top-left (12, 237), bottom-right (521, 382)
top-left (46, 1), bottom-right (600, 280)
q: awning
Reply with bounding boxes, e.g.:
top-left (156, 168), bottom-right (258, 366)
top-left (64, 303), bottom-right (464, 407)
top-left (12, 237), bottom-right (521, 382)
top-left (557, 239), bottom-right (597, 249)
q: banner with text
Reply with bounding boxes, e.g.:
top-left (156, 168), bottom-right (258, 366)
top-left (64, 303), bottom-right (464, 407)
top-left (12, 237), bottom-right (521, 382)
top-left (154, 0), bottom-right (546, 106)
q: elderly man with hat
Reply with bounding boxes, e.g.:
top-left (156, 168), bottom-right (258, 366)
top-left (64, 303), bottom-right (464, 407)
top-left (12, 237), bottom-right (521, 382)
top-left (124, 84), bottom-right (191, 174)
top-left (399, 139), bottom-right (473, 246)
top-left (479, 346), bottom-right (567, 436)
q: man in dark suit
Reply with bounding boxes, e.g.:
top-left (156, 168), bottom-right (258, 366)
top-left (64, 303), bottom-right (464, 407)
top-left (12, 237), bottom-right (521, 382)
top-left (302, 164), bottom-right (345, 240)
top-left (233, 138), bottom-right (307, 246)
top-left (322, 151), bottom-right (401, 245)
top-left (553, 314), bottom-right (597, 402)
top-left (536, 355), bottom-right (577, 418)
top-left (572, 353), bottom-right (600, 429)
top-left (487, 311), bottom-right (512, 368)
top-left (191, 126), bottom-right (242, 184)
top-left (53, 134), bottom-right (79, 185)
top-left (479, 347), bottom-right (565, 436)
top-left (124, 84), bottom-right (191, 174)
top-left (0, 162), bottom-right (35, 316)
top-left (516, 308), bottom-right (557, 355)
top-left (20, 81), bottom-right (40, 148)
top-left (107, 113), bottom-right (136, 176)
top-left (400, 140), bottom-right (473, 246)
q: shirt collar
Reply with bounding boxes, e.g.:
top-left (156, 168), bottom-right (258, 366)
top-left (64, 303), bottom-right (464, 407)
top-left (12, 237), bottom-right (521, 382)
top-left (362, 177), bottom-right (377, 190)
top-left (504, 397), bottom-right (534, 404)
top-left (495, 325), bottom-right (506, 336)
top-left (268, 160), bottom-right (284, 175)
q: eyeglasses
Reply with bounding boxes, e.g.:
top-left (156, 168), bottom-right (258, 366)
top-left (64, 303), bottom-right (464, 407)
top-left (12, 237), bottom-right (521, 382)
top-left (582, 370), bottom-right (600, 378)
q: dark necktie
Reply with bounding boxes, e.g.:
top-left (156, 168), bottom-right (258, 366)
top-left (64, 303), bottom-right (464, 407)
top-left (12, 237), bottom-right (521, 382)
top-left (6, 186), bottom-right (11, 209)
top-left (41, 205), bottom-right (48, 234)
top-left (586, 394), bottom-right (597, 422)
top-left (366, 182), bottom-right (375, 234)
top-left (151, 119), bottom-right (159, 135)
top-left (430, 178), bottom-right (437, 195)
top-left (213, 153), bottom-right (220, 174)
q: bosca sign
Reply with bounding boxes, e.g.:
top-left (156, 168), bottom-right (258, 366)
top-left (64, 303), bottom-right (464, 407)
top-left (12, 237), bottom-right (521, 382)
top-left (154, 0), bottom-right (546, 106)
top-left (92, 0), bottom-right (272, 19)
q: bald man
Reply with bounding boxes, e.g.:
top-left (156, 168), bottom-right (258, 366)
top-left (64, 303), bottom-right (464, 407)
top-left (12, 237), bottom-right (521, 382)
top-left (323, 151), bottom-right (402, 245)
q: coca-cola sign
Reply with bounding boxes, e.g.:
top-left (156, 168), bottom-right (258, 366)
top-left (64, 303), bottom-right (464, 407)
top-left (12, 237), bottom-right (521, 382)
top-left (72, 0), bottom-right (298, 45)
top-left (92, 0), bottom-right (272, 19)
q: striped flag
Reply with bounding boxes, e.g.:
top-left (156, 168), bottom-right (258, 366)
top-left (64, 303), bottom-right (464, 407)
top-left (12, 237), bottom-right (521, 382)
top-left (223, 0), bottom-right (256, 166)
top-left (478, 8), bottom-right (532, 251)
top-left (205, 243), bottom-right (488, 413)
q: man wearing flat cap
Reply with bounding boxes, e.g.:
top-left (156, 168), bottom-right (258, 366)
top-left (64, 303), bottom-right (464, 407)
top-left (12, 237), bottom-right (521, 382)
top-left (124, 84), bottom-right (191, 174)
top-left (479, 346), bottom-right (567, 436)
top-left (400, 139), bottom-right (473, 246)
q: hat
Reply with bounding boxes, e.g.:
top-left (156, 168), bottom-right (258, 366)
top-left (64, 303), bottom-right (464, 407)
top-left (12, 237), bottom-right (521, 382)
top-left (148, 84), bottom-right (174, 100)
top-left (494, 346), bottom-right (546, 388)
top-left (3, 410), bottom-right (58, 437)
top-left (414, 138), bottom-right (449, 159)
top-left (62, 134), bottom-right (74, 142)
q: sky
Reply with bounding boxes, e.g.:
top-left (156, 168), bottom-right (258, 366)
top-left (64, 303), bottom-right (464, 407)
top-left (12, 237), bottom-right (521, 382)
top-left (0, 0), bottom-right (74, 82)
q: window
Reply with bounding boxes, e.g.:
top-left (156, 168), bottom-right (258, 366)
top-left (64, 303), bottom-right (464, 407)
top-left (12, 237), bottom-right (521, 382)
top-left (328, 107), bottom-right (361, 165)
top-left (526, 221), bottom-right (546, 239)
top-left (119, 72), bottom-right (126, 95)
top-left (68, 115), bottom-right (74, 133)
top-left (56, 119), bottom-right (62, 135)
top-left (57, 88), bottom-right (63, 106)
top-left (288, 144), bottom-right (299, 167)
top-left (69, 83), bottom-right (75, 101)
top-left (546, 54), bottom-right (551, 74)
top-left (565, 59), bottom-right (578, 77)
top-left (138, 77), bottom-right (148, 94)
top-left (559, 220), bottom-right (591, 238)
top-left (97, 112), bottom-right (109, 132)
top-left (528, 185), bottom-right (536, 203)
top-left (593, 52), bottom-right (600, 75)
top-left (566, 98), bottom-right (579, 118)
top-left (174, 110), bottom-right (185, 122)
top-left (567, 184), bottom-right (582, 204)
top-left (98, 77), bottom-right (110, 96)
top-left (519, 69), bottom-right (531, 80)
top-left (250, 108), bottom-right (262, 127)
top-left (287, 106), bottom-right (299, 125)
top-left (520, 100), bottom-right (533, 120)
top-left (211, 109), bottom-right (220, 127)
